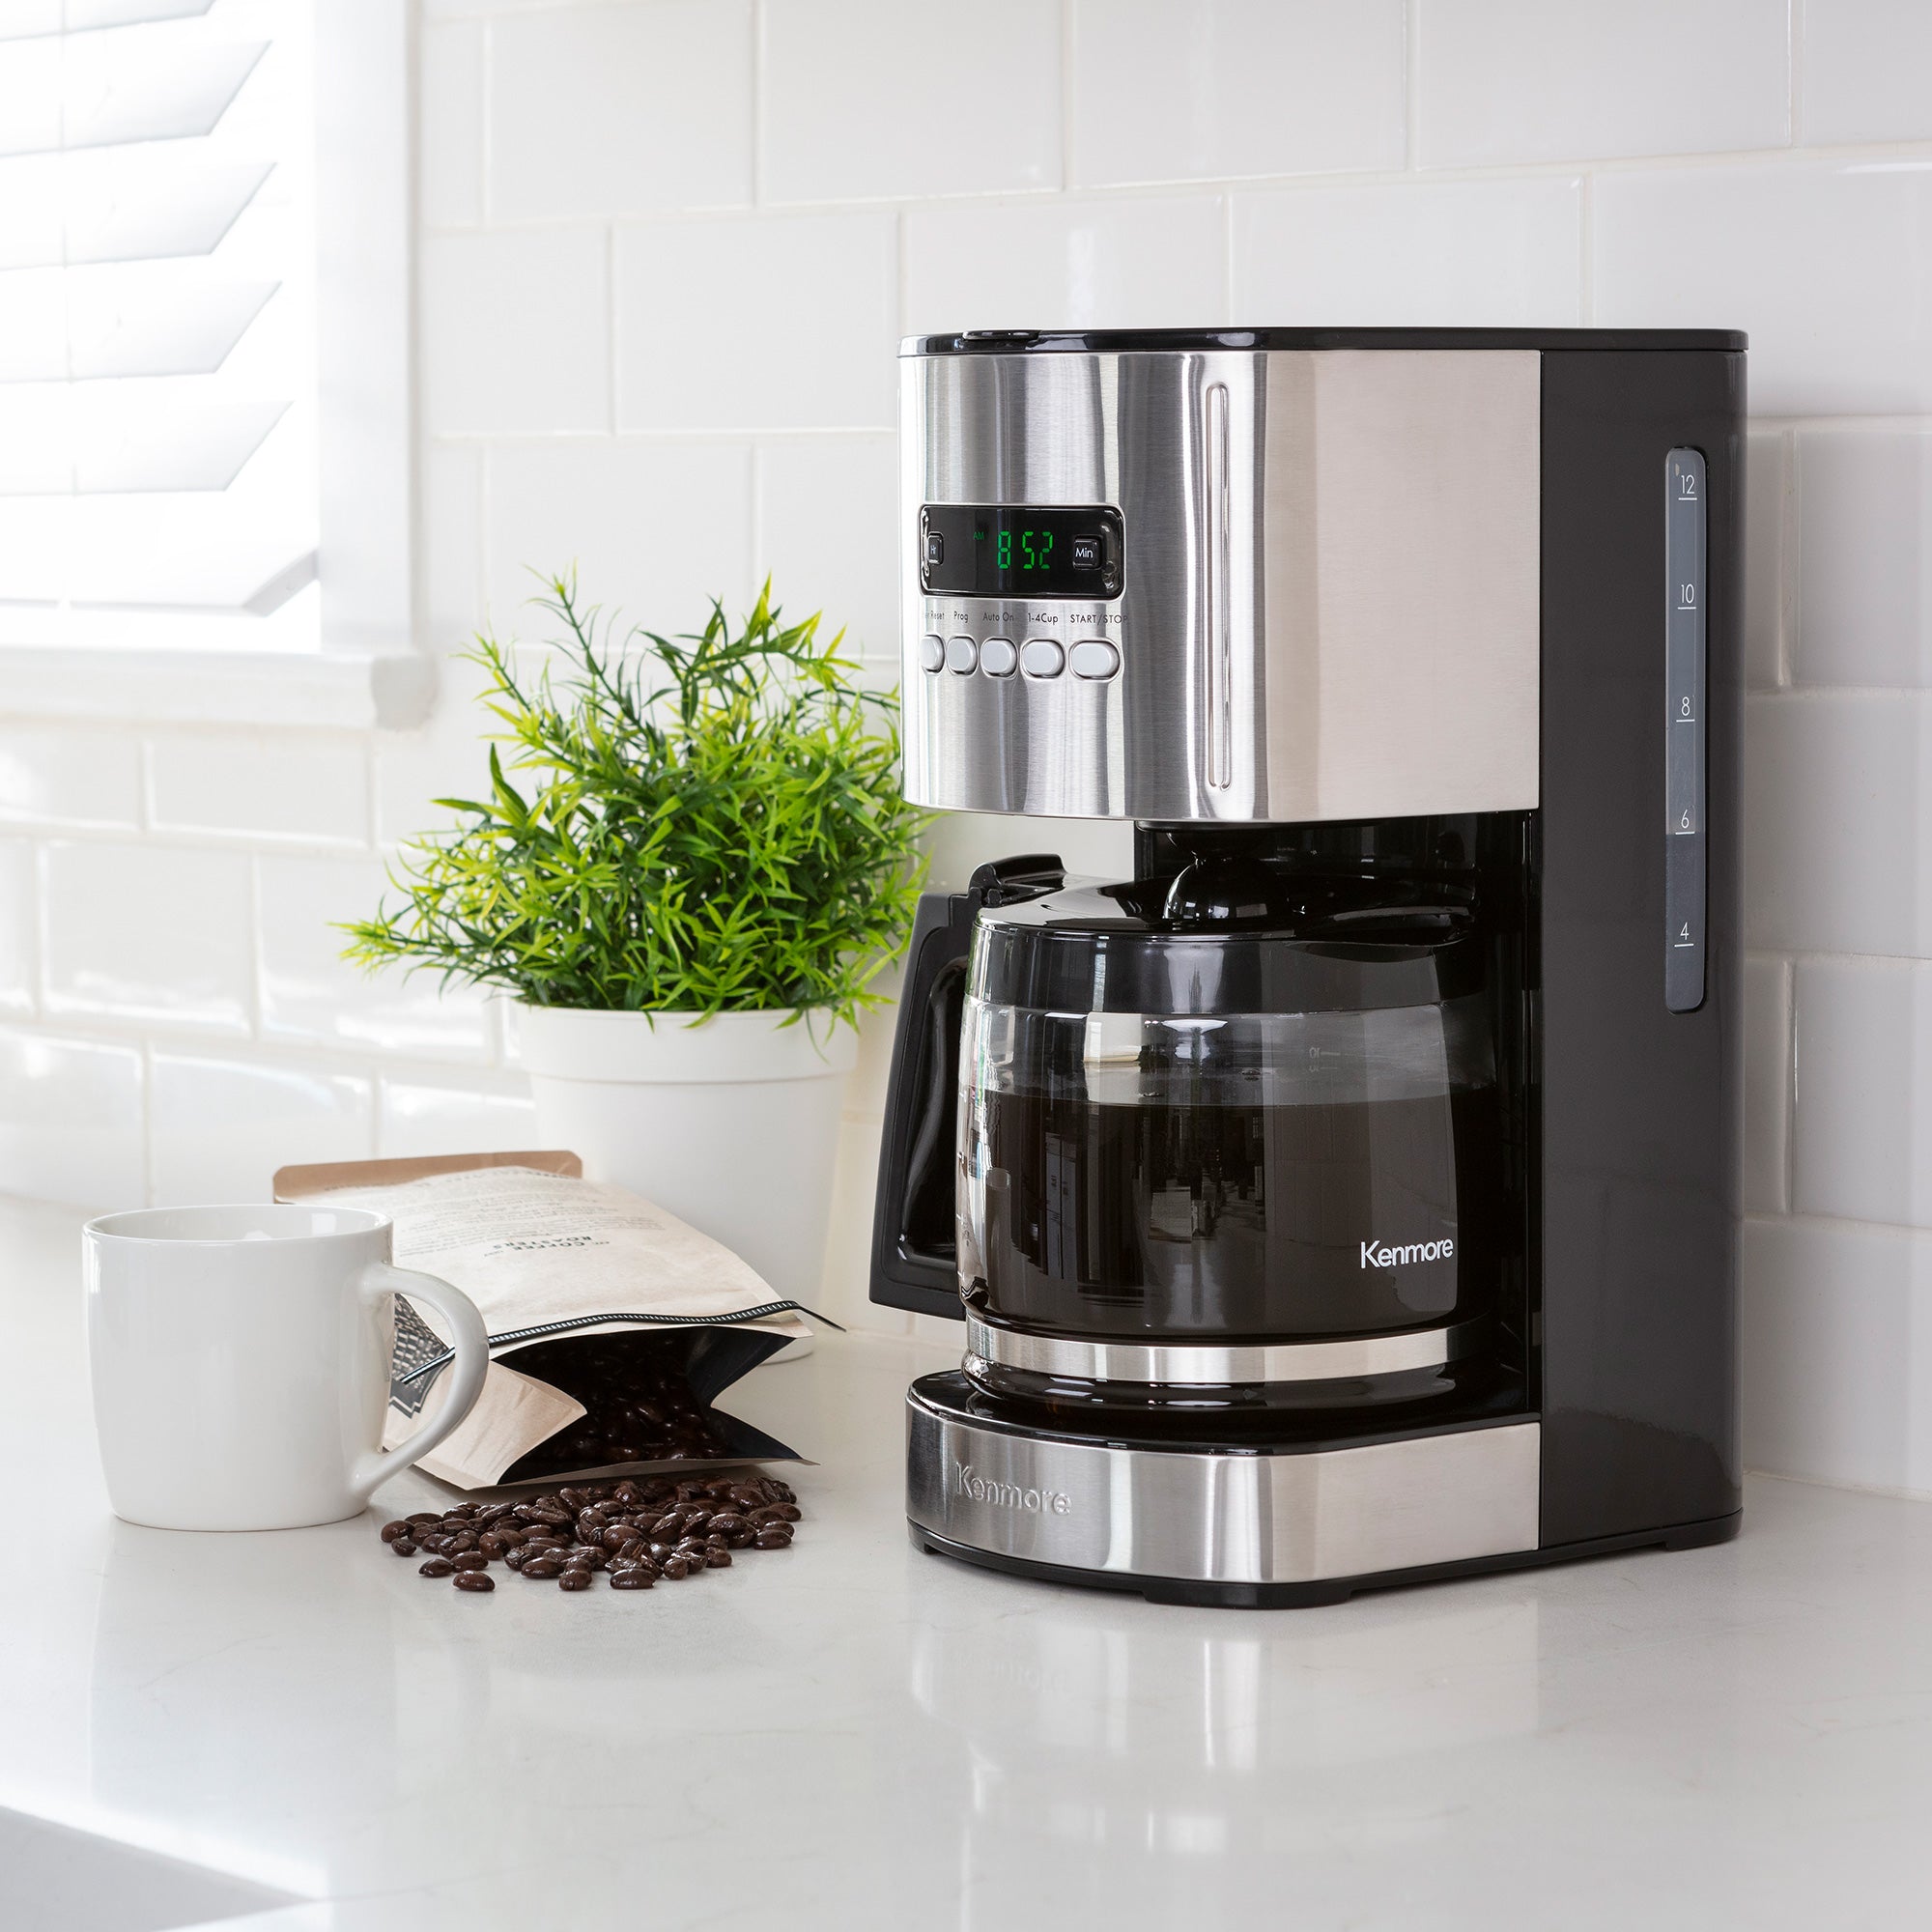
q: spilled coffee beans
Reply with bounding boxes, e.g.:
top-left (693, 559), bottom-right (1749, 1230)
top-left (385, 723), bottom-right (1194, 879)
top-left (376, 1473), bottom-right (801, 1595)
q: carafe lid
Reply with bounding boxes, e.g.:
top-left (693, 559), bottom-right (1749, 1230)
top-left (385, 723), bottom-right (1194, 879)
top-left (971, 872), bottom-right (1481, 1016)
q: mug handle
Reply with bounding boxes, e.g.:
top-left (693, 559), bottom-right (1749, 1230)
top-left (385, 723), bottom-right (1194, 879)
top-left (348, 1264), bottom-right (490, 1502)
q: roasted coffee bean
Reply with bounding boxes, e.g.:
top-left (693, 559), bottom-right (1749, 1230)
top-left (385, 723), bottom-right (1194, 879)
top-left (453, 1571), bottom-right (495, 1593)
top-left (753, 1529), bottom-right (791, 1549)
top-left (406, 1511), bottom-right (440, 1527)
top-left (702, 1548), bottom-right (731, 1568)
top-left (390, 1538), bottom-right (418, 1557)
top-left (610, 1568), bottom-right (653, 1590)
top-left (660, 1555), bottom-right (693, 1579)
top-left (522, 1555), bottom-right (563, 1578)
top-left (558, 1568), bottom-right (592, 1593)
top-left (450, 1550), bottom-right (489, 1572)
top-left (442, 1533), bottom-right (477, 1555)
top-left (380, 1519), bottom-right (412, 1543)
top-left (601, 1525), bottom-right (637, 1551)
top-left (418, 1556), bottom-right (454, 1577)
top-left (503, 1548), bottom-right (527, 1571)
top-left (708, 1513), bottom-right (748, 1537)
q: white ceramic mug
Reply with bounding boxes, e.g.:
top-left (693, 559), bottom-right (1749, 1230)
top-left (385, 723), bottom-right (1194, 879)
top-left (84, 1204), bottom-right (490, 1532)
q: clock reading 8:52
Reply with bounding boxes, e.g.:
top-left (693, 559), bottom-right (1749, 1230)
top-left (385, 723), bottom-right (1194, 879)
top-left (997, 528), bottom-right (1052, 571)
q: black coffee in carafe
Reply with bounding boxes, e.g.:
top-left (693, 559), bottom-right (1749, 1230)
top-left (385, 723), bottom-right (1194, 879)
top-left (953, 870), bottom-right (1501, 1350)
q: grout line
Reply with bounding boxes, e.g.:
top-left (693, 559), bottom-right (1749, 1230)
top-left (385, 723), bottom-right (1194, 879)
top-left (751, 0), bottom-right (765, 208)
top-left (1745, 1208), bottom-right (1932, 1242)
top-left (477, 17), bottom-right (493, 226)
top-left (1782, 953), bottom-right (1798, 1214)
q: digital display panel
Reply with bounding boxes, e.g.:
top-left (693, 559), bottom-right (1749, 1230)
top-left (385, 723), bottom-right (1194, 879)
top-left (920, 504), bottom-right (1123, 600)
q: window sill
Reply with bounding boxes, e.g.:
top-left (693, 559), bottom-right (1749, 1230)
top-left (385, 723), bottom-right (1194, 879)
top-left (0, 646), bottom-right (438, 731)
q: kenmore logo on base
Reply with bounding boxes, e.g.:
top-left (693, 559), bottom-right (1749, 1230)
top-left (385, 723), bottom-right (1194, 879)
top-left (1361, 1236), bottom-right (1455, 1268)
top-left (955, 1463), bottom-right (1072, 1515)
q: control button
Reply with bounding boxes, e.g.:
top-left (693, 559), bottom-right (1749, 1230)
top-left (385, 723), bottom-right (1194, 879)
top-left (945, 636), bottom-right (978, 674)
top-left (1070, 534), bottom-right (1101, 571)
top-left (923, 530), bottom-right (945, 567)
top-left (1068, 639), bottom-right (1121, 680)
top-left (980, 636), bottom-right (1017, 677)
top-left (919, 634), bottom-right (945, 673)
top-left (1019, 639), bottom-right (1064, 678)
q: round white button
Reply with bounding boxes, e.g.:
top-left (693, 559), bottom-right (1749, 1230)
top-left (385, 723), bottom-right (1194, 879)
top-left (1019, 639), bottom-right (1064, 678)
top-left (979, 637), bottom-right (1016, 677)
top-left (1068, 639), bottom-right (1121, 680)
top-left (945, 636), bottom-right (978, 674)
top-left (919, 634), bottom-right (944, 673)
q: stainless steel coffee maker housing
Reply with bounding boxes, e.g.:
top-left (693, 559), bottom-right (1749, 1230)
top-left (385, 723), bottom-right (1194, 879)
top-left (874, 327), bottom-right (1745, 1607)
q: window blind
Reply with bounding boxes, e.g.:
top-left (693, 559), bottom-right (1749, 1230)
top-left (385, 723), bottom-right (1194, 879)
top-left (0, 0), bottom-right (318, 646)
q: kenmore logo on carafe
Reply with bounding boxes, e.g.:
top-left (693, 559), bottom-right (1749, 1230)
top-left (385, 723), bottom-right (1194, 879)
top-left (955, 1463), bottom-right (1072, 1516)
top-left (1360, 1236), bottom-right (1455, 1269)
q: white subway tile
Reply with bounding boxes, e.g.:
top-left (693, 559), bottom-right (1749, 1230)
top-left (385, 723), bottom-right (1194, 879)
top-left (615, 213), bottom-right (895, 431)
top-left (487, 440), bottom-right (754, 639)
top-left (422, 440), bottom-right (484, 649)
top-left (1791, 955), bottom-right (1932, 1229)
top-left (1743, 1215), bottom-right (1932, 1494)
top-left (258, 854), bottom-right (491, 1061)
top-left (905, 194), bottom-right (1227, 334)
top-left (150, 1053), bottom-right (374, 1207)
top-left (755, 436), bottom-right (897, 657)
top-left (0, 1027), bottom-right (144, 1208)
top-left (1743, 954), bottom-right (1791, 1215)
top-left (421, 229), bottom-right (610, 437)
top-left (1417, 0), bottom-right (1788, 167)
top-left (1070, 0), bottom-right (1404, 185)
top-left (44, 842), bottom-right (252, 1034)
top-left (1802, 0), bottom-right (1932, 144)
top-left (378, 1068), bottom-right (538, 1159)
top-left (1594, 162), bottom-right (1932, 416)
top-left (1743, 429), bottom-right (1790, 692)
top-left (816, 1109), bottom-right (898, 1333)
top-left (1794, 427), bottom-right (1932, 690)
top-left (1233, 179), bottom-right (1581, 326)
top-left (0, 839), bottom-right (34, 1016)
top-left (147, 733), bottom-right (371, 846)
top-left (490, 0), bottom-right (752, 220)
top-left (419, 20), bottom-right (483, 229)
top-left (374, 648), bottom-right (500, 852)
top-left (0, 725), bottom-right (141, 830)
top-left (1744, 692), bottom-right (1932, 957)
top-left (923, 812), bottom-right (1135, 895)
top-left (761, 0), bottom-right (1058, 204)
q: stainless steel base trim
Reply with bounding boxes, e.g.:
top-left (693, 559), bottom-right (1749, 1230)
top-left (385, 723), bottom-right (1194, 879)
top-left (906, 1391), bottom-right (1540, 1586)
top-left (961, 1314), bottom-right (1468, 1386)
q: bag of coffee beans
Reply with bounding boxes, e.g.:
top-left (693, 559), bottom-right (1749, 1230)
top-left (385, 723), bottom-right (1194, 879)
top-left (274, 1152), bottom-right (815, 1490)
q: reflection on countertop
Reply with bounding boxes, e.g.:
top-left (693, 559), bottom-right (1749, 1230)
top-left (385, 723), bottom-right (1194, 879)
top-left (1, 1192), bottom-right (1925, 1932)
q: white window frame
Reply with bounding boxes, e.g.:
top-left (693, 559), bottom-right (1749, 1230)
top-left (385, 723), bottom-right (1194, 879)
top-left (0, 0), bottom-right (430, 729)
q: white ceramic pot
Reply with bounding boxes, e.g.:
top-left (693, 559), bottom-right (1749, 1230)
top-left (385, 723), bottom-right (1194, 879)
top-left (516, 1006), bottom-right (859, 1307)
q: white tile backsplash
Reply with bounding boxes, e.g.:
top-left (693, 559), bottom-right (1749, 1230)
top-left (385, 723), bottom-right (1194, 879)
top-left (377, 1068), bottom-right (539, 1159)
top-left (1417, 0), bottom-right (1789, 167)
top-left (1744, 692), bottom-right (1932, 958)
top-left (1800, 0), bottom-right (1932, 146)
top-left (257, 854), bottom-right (491, 1061)
top-left (150, 1052), bottom-right (374, 1206)
top-left (1232, 179), bottom-right (1582, 326)
top-left (0, 726), bottom-right (142, 830)
top-left (1593, 161), bottom-right (1932, 416)
top-left (0, 1027), bottom-right (144, 1208)
top-left (1795, 427), bottom-right (1932, 690)
top-left (1068, 0), bottom-right (1404, 186)
top-left (490, 1), bottom-right (753, 220)
top-left (1792, 955), bottom-right (1932, 1230)
top-left (1743, 1215), bottom-right (1932, 1494)
top-left (613, 212), bottom-right (895, 430)
top-left (487, 439), bottom-right (754, 637)
top-left (147, 734), bottom-right (371, 847)
top-left (0, 0), bottom-right (1929, 1492)
top-left (43, 842), bottom-right (252, 1035)
top-left (421, 228), bottom-right (611, 437)
top-left (761, 0), bottom-right (1060, 204)
top-left (0, 839), bottom-right (35, 1016)
top-left (904, 194), bottom-right (1229, 334)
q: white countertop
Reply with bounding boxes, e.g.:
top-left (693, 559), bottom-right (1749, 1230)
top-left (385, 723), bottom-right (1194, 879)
top-left (4, 1193), bottom-right (1929, 1932)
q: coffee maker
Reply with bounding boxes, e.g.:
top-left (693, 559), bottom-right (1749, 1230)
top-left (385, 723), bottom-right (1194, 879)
top-left (871, 327), bottom-right (1743, 1607)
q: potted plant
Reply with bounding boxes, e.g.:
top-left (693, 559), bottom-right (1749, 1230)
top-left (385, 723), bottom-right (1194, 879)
top-left (343, 575), bottom-right (926, 1303)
